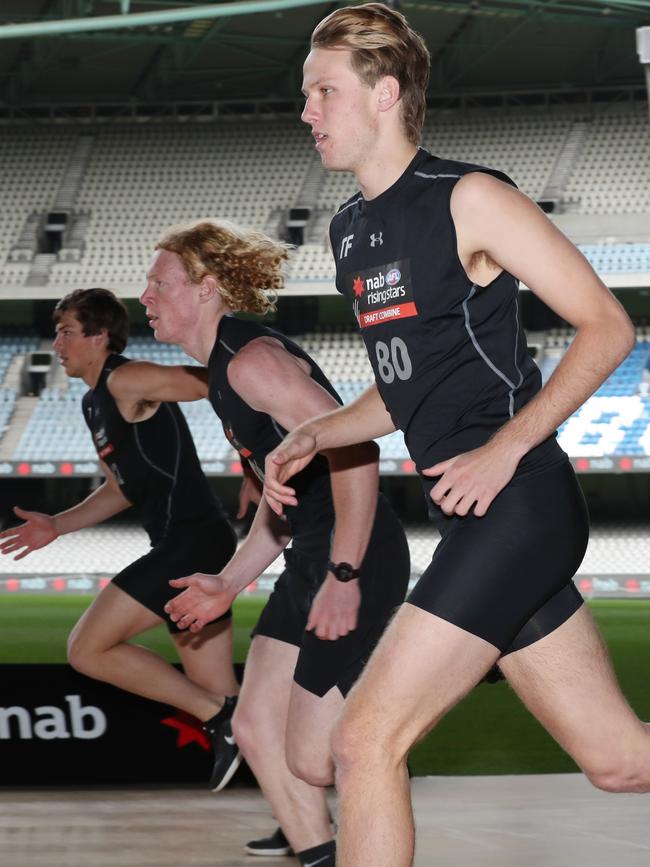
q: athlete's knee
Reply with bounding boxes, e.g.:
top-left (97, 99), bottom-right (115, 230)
top-left (581, 731), bottom-right (650, 794)
top-left (332, 708), bottom-right (398, 777)
top-left (586, 759), bottom-right (650, 794)
top-left (67, 627), bottom-right (122, 678)
top-left (231, 699), bottom-right (276, 760)
top-left (66, 628), bottom-right (93, 674)
top-left (287, 742), bottom-right (334, 788)
top-left (230, 705), bottom-right (255, 756)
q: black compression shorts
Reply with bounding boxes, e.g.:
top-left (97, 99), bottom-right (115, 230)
top-left (410, 459), bottom-right (588, 653)
top-left (112, 514), bottom-right (238, 634)
top-left (252, 519), bottom-right (410, 698)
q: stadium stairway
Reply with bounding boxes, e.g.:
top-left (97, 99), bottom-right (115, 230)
top-left (0, 396), bottom-right (37, 460)
top-left (0, 340), bottom-right (65, 460)
top-left (540, 120), bottom-right (591, 210)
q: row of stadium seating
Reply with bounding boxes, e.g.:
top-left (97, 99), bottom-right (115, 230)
top-left (1, 132), bottom-right (74, 284)
top-left (1, 331), bottom-right (649, 461)
top-left (8, 239), bottom-right (649, 287)
top-left (0, 336), bottom-right (39, 381)
top-left (289, 241), bottom-right (650, 281)
top-left (565, 112), bottom-right (650, 215)
top-left (1, 519), bottom-right (647, 582)
top-left (577, 244), bottom-right (650, 274)
top-left (2, 105), bottom-right (650, 289)
top-left (320, 111), bottom-right (573, 210)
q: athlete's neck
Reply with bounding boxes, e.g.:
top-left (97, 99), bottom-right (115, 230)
top-left (83, 351), bottom-right (111, 389)
top-left (355, 142), bottom-right (418, 201)
top-left (177, 307), bottom-right (231, 366)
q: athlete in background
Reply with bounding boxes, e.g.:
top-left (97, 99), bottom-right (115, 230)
top-left (0, 288), bottom-right (241, 792)
top-left (135, 219), bottom-right (410, 866)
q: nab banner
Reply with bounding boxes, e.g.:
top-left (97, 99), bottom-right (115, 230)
top-left (0, 664), bottom-right (250, 785)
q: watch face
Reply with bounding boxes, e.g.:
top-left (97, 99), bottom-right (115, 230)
top-left (330, 561), bottom-right (358, 582)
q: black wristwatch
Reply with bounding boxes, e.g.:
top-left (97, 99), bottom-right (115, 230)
top-left (327, 560), bottom-right (361, 582)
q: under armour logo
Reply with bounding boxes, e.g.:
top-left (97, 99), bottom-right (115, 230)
top-left (340, 234), bottom-right (354, 259)
top-left (370, 232), bottom-right (383, 247)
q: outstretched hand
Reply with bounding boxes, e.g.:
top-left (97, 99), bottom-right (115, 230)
top-left (264, 429), bottom-right (319, 515)
top-left (165, 573), bottom-right (236, 632)
top-left (422, 442), bottom-right (520, 517)
top-left (0, 507), bottom-right (58, 560)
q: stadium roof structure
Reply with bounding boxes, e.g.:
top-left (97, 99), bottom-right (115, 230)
top-left (1, 0), bottom-right (649, 118)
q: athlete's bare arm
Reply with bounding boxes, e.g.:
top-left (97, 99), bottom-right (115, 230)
top-left (162, 338), bottom-right (384, 639)
top-left (264, 382), bottom-right (395, 514)
top-left (165, 495), bottom-right (292, 632)
top-left (0, 460), bottom-right (130, 560)
top-left (163, 340), bottom-right (383, 638)
top-left (236, 462), bottom-right (262, 519)
top-left (422, 172), bottom-right (635, 518)
top-left (107, 361), bottom-right (208, 422)
top-left (227, 337), bottom-right (383, 639)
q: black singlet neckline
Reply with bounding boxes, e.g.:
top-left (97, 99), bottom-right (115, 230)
top-left (360, 148), bottom-right (430, 215)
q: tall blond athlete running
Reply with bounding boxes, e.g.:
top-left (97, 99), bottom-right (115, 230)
top-left (264, 4), bottom-right (650, 866)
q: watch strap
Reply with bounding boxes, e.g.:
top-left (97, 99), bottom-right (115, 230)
top-left (327, 560), bottom-right (361, 582)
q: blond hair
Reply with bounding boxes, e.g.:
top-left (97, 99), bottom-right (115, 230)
top-left (311, 3), bottom-right (430, 145)
top-left (156, 220), bottom-right (290, 315)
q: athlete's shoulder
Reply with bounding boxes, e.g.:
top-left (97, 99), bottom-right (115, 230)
top-left (330, 188), bottom-right (363, 229)
top-left (103, 352), bottom-right (131, 372)
top-left (217, 314), bottom-right (271, 355)
top-left (228, 320), bottom-right (303, 364)
top-left (413, 151), bottom-right (517, 189)
top-left (334, 189), bottom-right (364, 214)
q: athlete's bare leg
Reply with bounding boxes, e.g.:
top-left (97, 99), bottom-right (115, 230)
top-left (285, 682), bottom-right (345, 787)
top-left (332, 603), bottom-right (499, 867)
top-left (499, 604), bottom-right (650, 792)
top-left (231, 635), bottom-right (333, 853)
top-left (67, 582), bottom-right (235, 721)
top-left (173, 618), bottom-right (240, 699)
top-left (333, 602), bottom-right (650, 867)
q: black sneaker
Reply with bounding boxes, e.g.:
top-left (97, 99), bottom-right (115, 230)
top-left (245, 827), bottom-right (293, 856)
top-left (202, 696), bottom-right (242, 792)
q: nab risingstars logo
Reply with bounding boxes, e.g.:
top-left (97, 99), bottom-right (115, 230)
top-left (347, 259), bottom-right (417, 329)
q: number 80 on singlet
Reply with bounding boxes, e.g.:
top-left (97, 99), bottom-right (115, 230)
top-left (375, 337), bottom-right (413, 384)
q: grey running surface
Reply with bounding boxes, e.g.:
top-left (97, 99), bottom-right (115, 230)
top-left (0, 775), bottom-right (648, 866)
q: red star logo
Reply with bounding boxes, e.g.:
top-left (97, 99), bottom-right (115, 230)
top-left (161, 711), bottom-right (210, 751)
top-left (352, 276), bottom-right (365, 297)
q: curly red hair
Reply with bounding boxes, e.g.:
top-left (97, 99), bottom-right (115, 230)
top-left (156, 220), bottom-right (290, 315)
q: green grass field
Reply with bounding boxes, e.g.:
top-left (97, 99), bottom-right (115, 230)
top-left (2, 596), bottom-right (648, 776)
